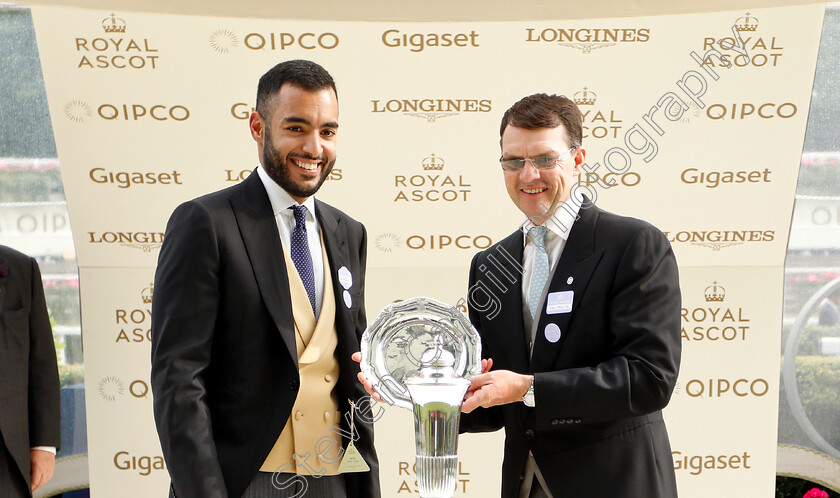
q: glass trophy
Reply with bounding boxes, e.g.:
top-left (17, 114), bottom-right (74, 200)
top-left (361, 297), bottom-right (481, 498)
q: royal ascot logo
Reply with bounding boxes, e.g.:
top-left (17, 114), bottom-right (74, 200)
top-left (87, 231), bottom-right (165, 252)
top-left (141, 283), bottom-right (154, 304)
top-left (75, 13), bottom-right (161, 70)
top-left (375, 232), bottom-right (492, 253)
top-left (209, 29), bottom-right (240, 54)
top-left (63, 101), bottom-right (191, 123)
top-left (525, 26), bottom-right (650, 53)
top-left (98, 375), bottom-right (125, 401)
top-left (680, 167), bottom-right (772, 189)
top-left (682, 281), bottom-right (750, 343)
top-left (115, 285), bottom-right (153, 344)
top-left (396, 461), bottom-right (472, 494)
top-left (207, 28), bottom-right (339, 53)
top-left (700, 12), bottom-right (784, 68)
top-left (371, 98), bottom-right (492, 122)
top-left (102, 13), bottom-right (126, 33)
top-left (662, 230), bottom-right (775, 251)
top-left (575, 87), bottom-right (625, 140)
top-left (393, 153), bottom-right (472, 202)
top-left (114, 452), bottom-right (166, 476)
top-left (97, 376), bottom-right (150, 401)
top-left (380, 29), bottom-right (480, 52)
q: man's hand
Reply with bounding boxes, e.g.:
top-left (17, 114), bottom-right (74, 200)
top-left (30, 449), bottom-right (55, 492)
top-left (462, 370), bottom-right (532, 413)
top-left (350, 352), bottom-right (384, 403)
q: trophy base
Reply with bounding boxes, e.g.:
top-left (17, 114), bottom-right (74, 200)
top-left (416, 455), bottom-right (458, 498)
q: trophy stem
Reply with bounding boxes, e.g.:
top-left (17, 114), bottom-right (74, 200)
top-left (405, 380), bottom-right (471, 498)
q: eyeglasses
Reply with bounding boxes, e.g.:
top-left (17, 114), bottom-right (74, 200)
top-left (499, 147), bottom-right (576, 172)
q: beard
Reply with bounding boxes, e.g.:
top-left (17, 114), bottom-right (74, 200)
top-left (262, 131), bottom-right (335, 199)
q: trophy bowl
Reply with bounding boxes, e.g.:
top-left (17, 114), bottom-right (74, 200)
top-left (361, 297), bottom-right (481, 498)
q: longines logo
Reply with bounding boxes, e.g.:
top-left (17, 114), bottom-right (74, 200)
top-left (97, 376), bottom-right (150, 401)
top-left (681, 281), bottom-right (750, 342)
top-left (700, 12), bottom-right (784, 68)
top-left (393, 154), bottom-right (471, 202)
top-left (371, 99), bottom-right (492, 122)
top-left (115, 285), bottom-right (153, 344)
top-left (575, 87), bottom-right (624, 140)
top-left (375, 233), bottom-right (492, 252)
top-left (114, 451), bottom-right (166, 476)
top-left (380, 29), bottom-right (480, 52)
top-left (662, 230), bottom-right (775, 251)
top-left (525, 27), bottom-right (650, 53)
top-left (87, 231), bottom-right (164, 252)
top-left (75, 13), bottom-right (161, 70)
top-left (672, 451), bottom-right (752, 475)
top-left (208, 28), bottom-right (338, 53)
top-left (223, 168), bottom-right (342, 183)
top-left (64, 101), bottom-right (190, 123)
top-left (680, 167), bottom-right (772, 188)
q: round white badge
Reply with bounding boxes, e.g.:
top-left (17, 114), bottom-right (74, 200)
top-left (338, 266), bottom-right (353, 290)
top-left (544, 323), bottom-right (561, 343)
top-left (343, 290), bottom-right (353, 309)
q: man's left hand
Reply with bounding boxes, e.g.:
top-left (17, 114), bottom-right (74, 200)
top-left (462, 370), bottom-right (532, 413)
top-left (30, 449), bottom-right (55, 492)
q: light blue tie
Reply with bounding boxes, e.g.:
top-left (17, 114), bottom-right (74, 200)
top-left (527, 226), bottom-right (550, 319)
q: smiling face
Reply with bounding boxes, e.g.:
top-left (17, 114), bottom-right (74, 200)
top-left (250, 84), bottom-right (338, 203)
top-left (500, 124), bottom-right (585, 224)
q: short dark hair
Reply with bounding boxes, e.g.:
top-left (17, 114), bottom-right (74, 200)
top-left (499, 93), bottom-right (582, 148)
top-left (255, 59), bottom-right (337, 119)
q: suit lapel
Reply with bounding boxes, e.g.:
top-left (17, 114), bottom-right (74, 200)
top-left (482, 231), bottom-right (530, 374)
top-left (315, 200), bottom-right (352, 338)
top-left (531, 201), bottom-right (604, 372)
top-left (230, 173), bottom-right (298, 364)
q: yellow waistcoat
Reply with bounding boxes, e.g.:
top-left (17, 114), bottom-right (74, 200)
top-left (260, 231), bottom-right (343, 475)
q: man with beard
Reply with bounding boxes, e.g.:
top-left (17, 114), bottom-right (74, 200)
top-left (151, 60), bottom-right (380, 498)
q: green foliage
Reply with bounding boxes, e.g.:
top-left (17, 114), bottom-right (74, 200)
top-left (778, 356), bottom-right (840, 450)
top-left (58, 362), bottom-right (84, 387)
top-left (782, 325), bottom-right (840, 356)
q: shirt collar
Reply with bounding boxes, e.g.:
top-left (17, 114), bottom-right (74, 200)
top-left (521, 195), bottom-right (582, 244)
top-left (257, 165), bottom-right (317, 220)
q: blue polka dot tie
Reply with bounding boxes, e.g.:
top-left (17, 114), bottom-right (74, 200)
top-left (290, 205), bottom-right (316, 315)
top-left (527, 226), bottom-right (550, 319)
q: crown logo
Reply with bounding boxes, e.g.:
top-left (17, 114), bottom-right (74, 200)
top-left (573, 87), bottom-right (597, 106)
top-left (704, 281), bottom-right (726, 302)
top-left (141, 283), bottom-right (154, 304)
top-left (422, 153), bottom-right (445, 171)
top-left (735, 12), bottom-right (758, 32)
top-left (102, 13), bottom-right (127, 33)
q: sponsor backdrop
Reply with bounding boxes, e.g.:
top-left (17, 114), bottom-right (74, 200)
top-left (30, 4), bottom-right (824, 497)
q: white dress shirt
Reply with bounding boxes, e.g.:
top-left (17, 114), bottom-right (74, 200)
top-left (257, 166), bottom-right (325, 318)
top-left (520, 196), bottom-right (582, 345)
